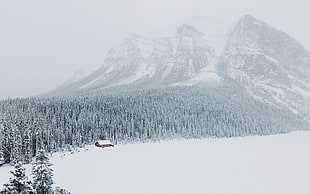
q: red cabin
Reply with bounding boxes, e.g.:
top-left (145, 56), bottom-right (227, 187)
top-left (95, 140), bottom-right (114, 148)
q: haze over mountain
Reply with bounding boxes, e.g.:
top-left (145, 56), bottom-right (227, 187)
top-left (218, 15), bottom-right (310, 116)
top-left (59, 70), bottom-right (87, 88)
top-left (46, 15), bottom-right (309, 119)
top-left (1, 14), bottom-right (308, 169)
top-left (1, 2), bottom-right (309, 192)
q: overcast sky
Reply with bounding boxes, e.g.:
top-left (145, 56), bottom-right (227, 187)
top-left (0, 0), bottom-right (309, 99)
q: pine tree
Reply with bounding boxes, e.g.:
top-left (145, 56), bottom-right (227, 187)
top-left (0, 161), bottom-right (35, 194)
top-left (0, 146), bottom-right (5, 166)
top-left (23, 129), bottom-right (33, 164)
top-left (32, 149), bottom-right (54, 194)
top-left (10, 123), bottom-right (22, 165)
top-left (0, 126), bottom-right (5, 166)
top-left (54, 187), bottom-right (71, 194)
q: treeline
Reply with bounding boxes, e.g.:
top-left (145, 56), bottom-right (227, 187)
top-left (0, 86), bottom-right (308, 165)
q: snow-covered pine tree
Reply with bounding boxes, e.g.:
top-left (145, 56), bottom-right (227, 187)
top-left (33, 119), bottom-right (43, 155)
top-left (32, 149), bottom-right (54, 194)
top-left (54, 187), bottom-right (71, 194)
top-left (0, 161), bottom-right (35, 194)
top-left (0, 124), bottom-right (5, 166)
top-left (10, 123), bottom-right (22, 165)
top-left (0, 145), bottom-right (5, 166)
top-left (0, 119), bottom-right (10, 164)
top-left (23, 128), bottom-right (32, 164)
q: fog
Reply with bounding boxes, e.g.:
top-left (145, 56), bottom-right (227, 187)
top-left (0, 0), bottom-right (309, 99)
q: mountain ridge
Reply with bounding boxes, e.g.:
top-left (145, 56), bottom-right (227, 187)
top-left (43, 14), bottom-right (310, 120)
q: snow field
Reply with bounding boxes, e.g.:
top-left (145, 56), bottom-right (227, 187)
top-left (1, 131), bottom-right (310, 194)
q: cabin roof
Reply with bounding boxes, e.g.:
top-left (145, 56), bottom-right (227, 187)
top-left (96, 140), bottom-right (113, 145)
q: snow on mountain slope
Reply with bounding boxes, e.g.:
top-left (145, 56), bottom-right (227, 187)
top-left (45, 70), bottom-right (87, 95)
top-left (60, 70), bottom-right (86, 87)
top-left (47, 17), bottom-right (226, 95)
top-left (44, 15), bottom-right (309, 120)
top-left (184, 16), bottom-right (231, 54)
top-left (218, 15), bottom-right (310, 115)
top-left (1, 132), bottom-right (309, 194)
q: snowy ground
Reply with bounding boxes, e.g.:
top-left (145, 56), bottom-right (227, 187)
top-left (1, 131), bottom-right (310, 194)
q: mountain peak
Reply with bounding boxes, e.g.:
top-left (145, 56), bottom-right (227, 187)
top-left (175, 24), bottom-right (204, 37)
top-left (238, 14), bottom-right (264, 27)
top-left (240, 14), bottom-right (256, 21)
top-left (45, 16), bottom-right (310, 118)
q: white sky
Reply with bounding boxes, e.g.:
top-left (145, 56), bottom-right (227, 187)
top-left (0, 0), bottom-right (309, 99)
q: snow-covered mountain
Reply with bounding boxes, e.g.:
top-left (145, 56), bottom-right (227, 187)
top-left (59, 70), bottom-right (86, 88)
top-left (47, 17), bottom-right (230, 94)
top-left (218, 15), bottom-right (310, 115)
top-left (46, 14), bottom-right (310, 118)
